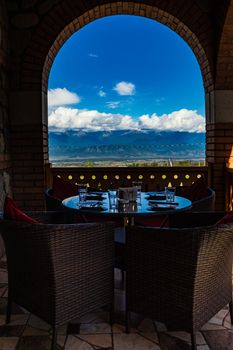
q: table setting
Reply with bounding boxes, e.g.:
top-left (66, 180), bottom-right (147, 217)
top-left (62, 183), bottom-right (192, 217)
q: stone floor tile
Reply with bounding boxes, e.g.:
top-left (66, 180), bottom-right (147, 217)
top-left (28, 314), bottom-right (50, 331)
top-left (113, 333), bottom-right (161, 350)
top-left (2, 287), bottom-right (8, 297)
top-left (223, 312), bottom-right (233, 329)
top-left (197, 346), bottom-right (210, 350)
top-left (16, 335), bottom-right (62, 350)
top-left (0, 269), bottom-right (8, 284)
top-left (80, 322), bottom-right (111, 334)
top-left (158, 332), bottom-right (190, 350)
top-left (23, 325), bottom-right (50, 336)
top-left (0, 336), bottom-right (19, 350)
top-left (167, 331), bottom-right (206, 345)
top-left (0, 299), bottom-right (24, 315)
top-left (57, 335), bottom-right (94, 349)
top-left (208, 309), bottom-right (229, 326)
top-left (201, 323), bottom-right (225, 331)
top-left (139, 332), bottom-right (159, 343)
top-left (0, 260), bottom-right (7, 269)
top-left (78, 333), bottom-right (112, 348)
top-left (112, 323), bottom-right (124, 333)
top-left (112, 323), bottom-right (137, 333)
top-left (202, 329), bottom-right (233, 349)
top-left (0, 286), bottom-right (7, 297)
top-left (138, 318), bottom-right (156, 333)
top-left (0, 314), bottom-right (29, 326)
top-left (0, 324), bottom-right (25, 337)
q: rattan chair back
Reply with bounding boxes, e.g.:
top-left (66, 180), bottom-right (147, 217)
top-left (0, 214), bottom-right (114, 350)
top-left (125, 223), bottom-right (233, 347)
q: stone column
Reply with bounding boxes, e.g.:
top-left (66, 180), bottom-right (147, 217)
top-left (9, 90), bottom-right (48, 210)
top-left (206, 90), bottom-right (233, 210)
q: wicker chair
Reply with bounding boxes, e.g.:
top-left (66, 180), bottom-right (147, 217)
top-left (190, 187), bottom-right (215, 211)
top-left (0, 212), bottom-right (114, 350)
top-left (125, 220), bottom-right (233, 350)
top-left (175, 186), bottom-right (215, 212)
top-left (45, 188), bottom-right (64, 211)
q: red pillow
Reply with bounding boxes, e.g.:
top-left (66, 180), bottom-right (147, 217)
top-left (4, 197), bottom-right (39, 224)
top-left (52, 176), bottom-right (77, 200)
top-left (216, 212), bottom-right (233, 225)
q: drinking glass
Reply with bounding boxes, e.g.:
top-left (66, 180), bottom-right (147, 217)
top-left (77, 183), bottom-right (87, 204)
top-left (132, 181), bottom-right (142, 201)
top-left (165, 186), bottom-right (176, 202)
top-left (108, 189), bottom-right (117, 210)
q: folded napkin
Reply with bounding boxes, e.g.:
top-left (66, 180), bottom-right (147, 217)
top-left (86, 194), bottom-right (104, 201)
top-left (148, 205), bottom-right (175, 211)
top-left (149, 200), bottom-right (179, 206)
top-left (118, 187), bottom-right (137, 202)
top-left (146, 195), bottom-right (166, 200)
top-left (78, 205), bottom-right (106, 211)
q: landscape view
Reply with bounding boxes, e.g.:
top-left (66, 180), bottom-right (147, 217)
top-left (48, 16), bottom-right (205, 167)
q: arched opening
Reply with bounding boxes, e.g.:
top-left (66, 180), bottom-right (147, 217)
top-left (10, 1), bottom-right (215, 209)
top-left (47, 14), bottom-right (205, 170)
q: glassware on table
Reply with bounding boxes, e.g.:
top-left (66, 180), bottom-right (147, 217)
top-left (132, 181), bottom-right (142, 201)
top-left (108, 189), bottom-right (117, 210)
top-left (77, 183), bottom-right (87, 204)
top-left (165, 186), bottom-right (176, 202)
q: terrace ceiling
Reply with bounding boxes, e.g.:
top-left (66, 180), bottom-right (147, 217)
top-left (5, 0), bottom-right (230, 94)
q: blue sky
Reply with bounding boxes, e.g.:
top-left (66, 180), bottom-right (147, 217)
top-left (48, 15), bottom-right (205, 133)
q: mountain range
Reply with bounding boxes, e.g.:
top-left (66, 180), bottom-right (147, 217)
top-left (49, 129), bottom-right (205, 161)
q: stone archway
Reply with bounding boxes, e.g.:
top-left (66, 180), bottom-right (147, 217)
top-left (8, 0), bottom-right (215, 209)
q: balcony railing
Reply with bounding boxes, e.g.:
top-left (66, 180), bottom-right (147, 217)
top-left (49, 165), bottom-right (208, 192)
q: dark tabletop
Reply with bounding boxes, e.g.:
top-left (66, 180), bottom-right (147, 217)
top-left (62, 192), bottom-right (192, 217)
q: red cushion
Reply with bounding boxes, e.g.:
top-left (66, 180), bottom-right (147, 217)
top-left (4, 197), bottom-right (39, 224)
top-left (135, 214), bottom-right (169, 228)
top-left (177, 178), bottom-right (208, 202)
top-left (216, 212), bottom-right (233, 225)
top-left (52, 176), bottom-right (77, 200)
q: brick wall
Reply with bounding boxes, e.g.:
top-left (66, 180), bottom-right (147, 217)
top-left (4, 0), bottom-right (233, 210)
top-left (206, 122), bottom-right (233, 210)
top-left (0, 1), bottom-right (11, 212)
top-left (11, 124), bottom-right (48, 210)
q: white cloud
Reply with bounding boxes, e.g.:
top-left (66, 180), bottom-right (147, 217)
top-left (89, 53), bottom-right (98, 58)
top-left (98, 89), bottom-right (106, 97)
top-left (49, 107), bottom-right (138, 132)
top-left (139, 109), bottom-right (205, 133)
top-left (48, 88), bottom-right (80, 107)
top-left (106, 101), bottom-right (120, 109)
top-left (48, 107), bottom-right (205, 133)
top-left (113, 81), bottom-right (136, 96)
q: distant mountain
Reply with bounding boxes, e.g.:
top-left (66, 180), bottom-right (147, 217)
top-left (49, 129), bottom-right (205, 161)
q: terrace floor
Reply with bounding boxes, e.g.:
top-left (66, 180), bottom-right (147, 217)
top-left (0, 259), bottom-right (232, 350)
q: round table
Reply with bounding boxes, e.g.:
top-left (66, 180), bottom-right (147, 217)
top-left (62, 192), bottom-right (192, 219)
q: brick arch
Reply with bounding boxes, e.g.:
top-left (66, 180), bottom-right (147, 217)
top-left (20, 1), bottom-right (213, 94)
top-left (216, 1), bottom-right (233, 89)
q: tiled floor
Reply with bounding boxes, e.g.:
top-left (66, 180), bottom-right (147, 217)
top-left (0, 259), bottom-right (233, 349)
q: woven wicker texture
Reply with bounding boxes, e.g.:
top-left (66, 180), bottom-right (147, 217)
top-left (126, 221), bottom-right (233, 333)
top-left (0, 212), bottom-right (114, 328)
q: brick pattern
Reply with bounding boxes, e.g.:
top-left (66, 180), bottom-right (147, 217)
top-left (2, 0), bottom-right (233, 210)
top-left (206, 122), bottom-right (233, 210)
top-left (216, 1), bottom-right (233, 89)
top-left (0, 1), bottom-right (11, 211)
top-left (5, 0), bottom-right (214, 93)
top-left (41, 1), bottom-right (214, 92)
top-left (11, 124), bottom-right (48, 210)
